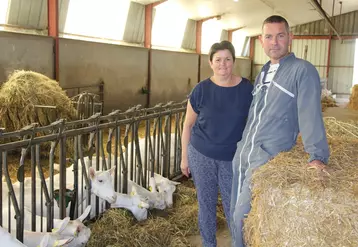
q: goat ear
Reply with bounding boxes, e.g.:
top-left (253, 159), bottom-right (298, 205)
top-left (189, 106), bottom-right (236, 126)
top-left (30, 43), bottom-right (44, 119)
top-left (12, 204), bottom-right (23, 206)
top-left (53, 217), bottom-right (70, 234)
top-left (57, 237), bottom-right (74, 246)
top-left (89, 167), bottom-right (96, 180)
top-left (77, 205), bottom-right (92, 222)
top-left (39, 234), bottom-right (50, 247)
top-left (109, 166), bottom-right (116, 176)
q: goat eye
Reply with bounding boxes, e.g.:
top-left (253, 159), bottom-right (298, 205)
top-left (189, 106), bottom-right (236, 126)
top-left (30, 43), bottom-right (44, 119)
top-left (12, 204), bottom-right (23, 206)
top-left (98, 179), bottom-right (103, 183)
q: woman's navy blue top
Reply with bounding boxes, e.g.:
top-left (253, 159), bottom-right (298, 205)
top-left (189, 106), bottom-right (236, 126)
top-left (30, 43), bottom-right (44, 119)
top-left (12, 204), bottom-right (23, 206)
top-left (189, 77), bottom-right (253, 161)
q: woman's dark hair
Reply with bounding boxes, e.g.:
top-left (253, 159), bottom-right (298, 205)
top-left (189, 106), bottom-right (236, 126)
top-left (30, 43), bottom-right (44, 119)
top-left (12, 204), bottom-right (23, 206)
top-left (208, 40), bottom-right (235, 62)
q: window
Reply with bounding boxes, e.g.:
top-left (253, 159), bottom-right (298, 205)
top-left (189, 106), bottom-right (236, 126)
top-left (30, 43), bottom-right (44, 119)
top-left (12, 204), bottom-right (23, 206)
top-left (63, 0), bottom-right (130, 41)
top-left (353, 39), bottom-right (358, 87)
top-left (0, 0), bottom-right (10, 30)
top-left (151, 1), bottom-right (188, 49)
top-left (201, 19), bottom-right (222, 54)
top-left (232, 30), bottom-right (248, 57)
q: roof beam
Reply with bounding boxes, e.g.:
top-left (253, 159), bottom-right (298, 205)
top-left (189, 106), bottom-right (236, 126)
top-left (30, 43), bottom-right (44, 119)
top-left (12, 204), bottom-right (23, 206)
top-left (196, 15), bottom-right (221, 54)
top-left (144, 0), bottom-right (167, 48)
top-left (48, 0), bottom-right (59, 82)
top-left (309, 0), bottom-right (341, 41)
top-left (227, 26), bottom-right (246, 42)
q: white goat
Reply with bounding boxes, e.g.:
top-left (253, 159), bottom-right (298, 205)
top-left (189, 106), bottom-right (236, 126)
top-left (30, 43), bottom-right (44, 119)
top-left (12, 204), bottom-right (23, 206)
top-left (0, 226), bottom-right (27, 247)
top-left (2, 164), bottom-right (117, 221)
top-left (88, 166), bottom-right (150, 221)
top-left (4, 217), bottom-right (74, 247)
top-left (21, 205), bottom-right (92, 246)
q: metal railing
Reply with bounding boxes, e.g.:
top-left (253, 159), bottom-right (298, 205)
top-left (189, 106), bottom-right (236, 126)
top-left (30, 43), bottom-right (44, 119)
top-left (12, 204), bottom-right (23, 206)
top-left (0, 100), bottom-right (187, 242)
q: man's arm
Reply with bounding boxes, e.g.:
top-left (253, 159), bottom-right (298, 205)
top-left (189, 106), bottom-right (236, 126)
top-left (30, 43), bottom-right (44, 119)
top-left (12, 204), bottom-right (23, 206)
top-left (296, 62), bottom-right (330, 166)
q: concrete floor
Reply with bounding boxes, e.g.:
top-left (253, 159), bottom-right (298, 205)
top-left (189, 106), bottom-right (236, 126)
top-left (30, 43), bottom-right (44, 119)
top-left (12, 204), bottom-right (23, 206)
top-left (188, 106), bottom-right (358, 247)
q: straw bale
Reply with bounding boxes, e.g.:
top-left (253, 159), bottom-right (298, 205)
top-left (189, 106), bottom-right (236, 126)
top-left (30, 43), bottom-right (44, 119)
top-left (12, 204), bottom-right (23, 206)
top-left (0, 70), bottom-right (77, 132)
top-left (244, 119), bottom-right (358, 247)
top-left (347, 84), bottom-right (358, 110)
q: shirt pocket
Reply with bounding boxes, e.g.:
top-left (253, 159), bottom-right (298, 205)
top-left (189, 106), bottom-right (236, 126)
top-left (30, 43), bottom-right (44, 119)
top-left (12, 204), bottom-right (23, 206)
top-left (266, 81), bottom-right (295, 120)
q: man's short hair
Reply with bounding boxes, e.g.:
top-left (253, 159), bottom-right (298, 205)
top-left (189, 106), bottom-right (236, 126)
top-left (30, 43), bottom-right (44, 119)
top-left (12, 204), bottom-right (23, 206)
top-left (262, 15), bottom-right (290, 33)
top-left (208, 40), bottom-right (236, 62)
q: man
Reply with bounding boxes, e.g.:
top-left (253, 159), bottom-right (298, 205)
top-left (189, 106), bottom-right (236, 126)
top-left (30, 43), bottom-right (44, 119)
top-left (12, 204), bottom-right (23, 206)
top-left (230, 15), bottom-right (330, 247)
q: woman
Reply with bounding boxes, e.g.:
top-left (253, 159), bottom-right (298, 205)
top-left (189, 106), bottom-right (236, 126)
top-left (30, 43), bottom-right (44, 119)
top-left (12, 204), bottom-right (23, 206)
top-left (181, 40), bottom-right (253, 247)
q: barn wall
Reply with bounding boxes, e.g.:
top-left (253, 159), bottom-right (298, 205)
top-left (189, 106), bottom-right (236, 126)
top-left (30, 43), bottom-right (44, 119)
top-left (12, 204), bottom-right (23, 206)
top-left (150, 49), bottom-right (198, 106)
top-left (59, 38), bottom-right (148, 113)
top-left (0, 31), bottom-right (54, 83)
top-left (200, 54), bottom-right (252, 81)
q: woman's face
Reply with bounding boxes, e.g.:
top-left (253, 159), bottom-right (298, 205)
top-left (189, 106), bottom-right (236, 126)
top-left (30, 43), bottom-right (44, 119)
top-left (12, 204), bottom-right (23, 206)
top-left (209, 49), bottom-right (234, 77)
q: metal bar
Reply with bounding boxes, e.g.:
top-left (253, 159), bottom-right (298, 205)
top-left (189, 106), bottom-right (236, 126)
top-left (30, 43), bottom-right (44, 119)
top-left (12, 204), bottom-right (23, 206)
top-left (95, 128), bottom-right (100, 216)
top-left (48, 0), bottom-right (59, 81)
top-left (35, 145), bottom-right (52, 231)
top-left (144, 4), bottom-right (153, 49)
top-left (33, 105), bottom-right (57, 109)
top-left (31, 146), bottom-right (36, 231)
top-left (3, 152), bottom-right (22, 241)
top-left (309, 0), bottom-right (341, 40)
top-left (196, 20), bottom-right (203, 54)
top-left (73, 136), bottom-right (79, 219)
top-left (1, 106), bottom-right (185, 139)
top-left (59, 137), bottom-right (67, 219)
top-left (0, 152), bottom-right (2, 227)
top-left (114, 124), bottom-right (119, 192)
top-left (144, 119), bottom-right (150, 185)
top-left (0, 109), bottom-right (186, 150)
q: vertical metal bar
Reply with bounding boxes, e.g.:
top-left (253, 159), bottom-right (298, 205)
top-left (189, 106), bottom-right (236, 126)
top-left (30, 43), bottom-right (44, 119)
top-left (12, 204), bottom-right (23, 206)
top-left (100, 130), bottom-right (107, 170)
top-left (47, 0), bottom-right (59, 81)
top-left (119, 125), bottom-right (127, 194)
top-left (156, 116), bottom-right (161, 174)
top-left (0, 151), bottom-right (2, 227)
top-left (59, 137), bottom-right (67, 219)
top-left (114, 122), bottom-right (119, 192)
top-left (130, 123), bottom-right (135, 181)
top-left (73, 136), bottom-right (79, 218)
top-left (95, 129), bottom-right (100, 216)
top-left (36, 145), bottom-right (52, 231)
top-left (3, 152), bottom-right (22, 241)
top-left (174, 113), bottom-right (179, 173)
top-left (144, 119), bottom-right (150, 186)
top-left (31, 146), bottom-right (36, 231)
top-left (19, 163), bottom-right (25, 242)
top-left (167, 114), bottom-right (172, 178)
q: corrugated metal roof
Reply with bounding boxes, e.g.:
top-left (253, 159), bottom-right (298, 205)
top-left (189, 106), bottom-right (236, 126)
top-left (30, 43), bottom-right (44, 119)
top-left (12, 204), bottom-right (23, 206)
top-left (291, 10), bottom-right (358, 35)
top-left (6, 0), bottom-right (68, 32)
top-left (122, 1), bottom-right (145, 44)
top-left (220, 30), bottom-right (228, 41)
top-left (181, 19), bottom-right (196, 50)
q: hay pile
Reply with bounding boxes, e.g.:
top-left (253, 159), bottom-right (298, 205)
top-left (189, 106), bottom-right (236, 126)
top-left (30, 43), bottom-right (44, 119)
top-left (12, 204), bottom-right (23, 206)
top-left (348, 84), bottom-right (358, 110)
top-left (321, 96), bottom-right (337, 111)
top-left (86, 180), bottom-right (228, 247)
top-left (244, 118), bottom-right (358, 247)
top-left (321, 88), bottom-right (337, 112)
top-left (0, 70), bottom-right (77, 132)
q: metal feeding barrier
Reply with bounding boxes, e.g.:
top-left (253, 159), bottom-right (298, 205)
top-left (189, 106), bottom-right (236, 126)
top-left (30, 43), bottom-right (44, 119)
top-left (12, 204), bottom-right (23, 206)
top-left (0, 99), bottom-right (187, 243)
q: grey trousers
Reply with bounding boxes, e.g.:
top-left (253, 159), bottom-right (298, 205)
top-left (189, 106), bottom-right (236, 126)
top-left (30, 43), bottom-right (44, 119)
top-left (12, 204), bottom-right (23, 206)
top-left (188, 143), bottom-right (233, 247)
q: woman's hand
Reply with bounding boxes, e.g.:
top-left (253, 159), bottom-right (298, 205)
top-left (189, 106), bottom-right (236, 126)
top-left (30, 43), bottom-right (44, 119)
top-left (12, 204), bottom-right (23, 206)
top-left (181, 160), bottom-right (190, 177)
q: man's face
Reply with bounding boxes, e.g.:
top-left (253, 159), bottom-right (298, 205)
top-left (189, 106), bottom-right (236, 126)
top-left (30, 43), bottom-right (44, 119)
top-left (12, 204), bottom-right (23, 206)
top-left (259, 22), bottom-right (292, 63)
